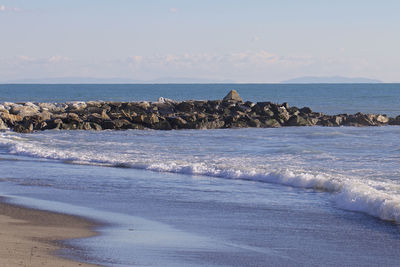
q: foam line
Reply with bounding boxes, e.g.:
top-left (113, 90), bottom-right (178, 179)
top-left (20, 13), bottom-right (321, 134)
top-left (1, 131), bottom-right (400, 223)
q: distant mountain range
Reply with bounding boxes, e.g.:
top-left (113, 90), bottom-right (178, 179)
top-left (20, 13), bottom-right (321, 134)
top-left (3, 77), bottom-right (235, 84)
top-left (282, 76), bottom-right (382, 84)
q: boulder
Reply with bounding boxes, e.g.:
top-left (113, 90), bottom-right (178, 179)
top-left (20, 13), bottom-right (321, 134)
top-left (44, 118), bottom-right (63, 130)
top-left (87, 111), bottom-right (110, 124)
top-left (144, 114), bottom-right (159, 125)
top-left (2, 98), bottom-right (399, 133)
top-left (67, 101), bottom-right (87, 111)
top-left (374, 114), bottom-right (389, 125)
top-left (0, 112), bottom-right (23, 124)
top-left (262, 118), bottom-right (281, 128)
top-left (9, 104), bottom-right (39, 117)
top-left (223, 90), bottom-right (243, 102)
top-left (0, 118), bottom-right (7, 130)
top-left (273, 106), bottom-right (290, 123)
top-left (286, 115), bottom-right (311, 126)
top-left (154, 119), bottom-right (172, 130)
top-left (176, 101), bottom-right (195, 113)
top-left (389, 116), bottom-right (400, 125)
top-left (168, 116), bottom-right (188, 129)
top-left (299, 107), bottom-right (312, 114)
top-left (158, 97), bottom-right (178, 104)
top-left (86, 101), bottom-right (104, 108)
top-left (154, 102), bottom-right (176, 115)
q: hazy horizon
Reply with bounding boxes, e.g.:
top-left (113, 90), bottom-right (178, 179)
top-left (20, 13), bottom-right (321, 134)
top-left (0, 75), bottom-right (388, 84)
top-left (1, 1), bottom-right (399, 83)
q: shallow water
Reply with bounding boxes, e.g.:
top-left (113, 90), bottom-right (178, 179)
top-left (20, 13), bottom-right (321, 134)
top-left (1, 126), bottom-right (400, 266)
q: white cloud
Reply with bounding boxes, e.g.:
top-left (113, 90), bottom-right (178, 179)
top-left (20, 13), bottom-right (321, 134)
top-left (13, 55), bottom-right (72, 64)
top-left (169, 7), bottom-right (178, 13)
top-left (48, 55), bottom-right (71, 63)
top-left (0, 5), bottom-right (20, 12)
top-left (0, 51), bottom-right (385, 83)
top-left (130, 51), bottom-right (311, 67)
top-left (121, 51), bottom-right (318, 82)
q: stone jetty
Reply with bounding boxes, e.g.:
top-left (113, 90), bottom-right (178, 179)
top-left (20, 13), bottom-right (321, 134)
top-left (0, 90), bottom-right (399, 133)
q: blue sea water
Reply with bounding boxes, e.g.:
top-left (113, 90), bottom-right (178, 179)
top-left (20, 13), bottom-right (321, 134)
top-left (0, 83), bottom-right (400, 116)
top-left (1, 84), bottom-right (400, 266)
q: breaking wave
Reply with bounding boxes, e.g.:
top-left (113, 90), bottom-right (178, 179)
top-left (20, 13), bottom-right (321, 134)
top-left (1, 130), bottom-right (400, 223)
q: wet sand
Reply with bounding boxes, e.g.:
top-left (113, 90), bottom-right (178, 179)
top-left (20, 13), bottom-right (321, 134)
top-left (0, 200), bottom-right (100, 267)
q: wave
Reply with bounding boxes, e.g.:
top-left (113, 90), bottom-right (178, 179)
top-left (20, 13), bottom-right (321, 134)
top-left (1, 131), bottom-right (400, 223)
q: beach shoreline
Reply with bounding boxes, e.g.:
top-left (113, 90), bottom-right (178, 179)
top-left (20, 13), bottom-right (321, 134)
top-left (0, 198), bottom-right (101, 267)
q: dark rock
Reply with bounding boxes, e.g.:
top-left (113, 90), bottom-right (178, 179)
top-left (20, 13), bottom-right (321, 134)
top-left (286, 115), bottom-right (311, 126)
top-left (282, 102), bottom-right (289, 109)
top-left (176, 101), bottom-right (194, 113)
top-left (14, 124), bottom-right (32, 133)
top-left (81, 122), bottom-right (92, 130)
top-left (101, 120), bottom-right (118, 130)
top-left (154, 102), bottom-right (176, 115)
top-left (87, 112), bottom-right (110, 124)
top-left (2, 90), bottom-right (399, 133)
top-left (262, 118), bottom-right (281, 128)
top-left (44, 118), bottom-right (63, 130)
top-left (113, 119), bottom-right (136, 129)
top-left (343, 113), bottom-right (388, 127)
top-left (245, 117), bottom-right (261, 128)
top-left (273, 106), bottom-right (290, 123)
top-left (205, 100), bottom-right (222, 113)
top-left (389, 116), bottom-right (400, 125)
top-left (168, 116), bottom-right (188, 129)
top-left (155, 120), bottom-right (172, 130)
top-left (223, 90), bottom-right (243, 102)
top-left (287, 107), bottom-right (299, 115)
top-left (251, 102), bottom-right (273, 116)
top-left (91, 122), bottom-right (103, 131)
top-left (299, 107), bottom-right (312, 114)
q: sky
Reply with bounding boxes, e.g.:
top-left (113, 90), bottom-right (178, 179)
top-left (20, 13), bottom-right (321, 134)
top-left (0, 0), bottom-right (399, 83)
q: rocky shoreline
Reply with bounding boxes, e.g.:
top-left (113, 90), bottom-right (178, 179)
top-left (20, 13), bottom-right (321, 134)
top-left (1, 90), bottom-right (399, 133)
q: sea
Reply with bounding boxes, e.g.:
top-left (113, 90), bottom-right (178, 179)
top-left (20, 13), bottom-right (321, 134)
top-left (1, 83), bottom-right (400, 266)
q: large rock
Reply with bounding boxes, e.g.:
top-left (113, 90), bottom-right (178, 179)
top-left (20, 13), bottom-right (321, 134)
top-left (154, 102), bottom-right (176, 115)
top-left (67, 101), bottom-right (87, 111)
top-left (286, 115), bottom-right (311, 126)
top-left (9, 104), bottom-right (40, 117)
top-left (223, 90), bottom-right (243, 102)
top-left (0, 111), bottom-right (23, 124)
top-left (1, 97), bottom-right (399, 133)
top-left (0, 118), bottom-right (7, 130)
top-left (273, 106), bottom-right (290, 123)
top-left (389, 116), bottom-right (400, 125)
top-left (176, 101), bottom-right (194, 113)
top-left (344, 113), bottom-right (389, 126)
top-left (38, 103), bottom-right (57, 112)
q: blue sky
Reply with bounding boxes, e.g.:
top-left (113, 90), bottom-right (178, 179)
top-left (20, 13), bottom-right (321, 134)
top-left (0, 0), bottom-right (399, 82)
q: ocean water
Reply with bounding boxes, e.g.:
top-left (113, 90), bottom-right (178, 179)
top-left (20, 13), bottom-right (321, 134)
top-left (1, 83), bottom-right (400, 116)
top-left (1, 84), bottom-right (400, 266)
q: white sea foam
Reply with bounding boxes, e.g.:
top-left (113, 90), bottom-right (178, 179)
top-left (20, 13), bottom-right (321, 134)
top-left (1, 129), bottom-right (400, 223)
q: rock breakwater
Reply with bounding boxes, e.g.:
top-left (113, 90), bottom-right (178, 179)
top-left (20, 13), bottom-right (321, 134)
top-left (1, 90), bottom-right (399, 133)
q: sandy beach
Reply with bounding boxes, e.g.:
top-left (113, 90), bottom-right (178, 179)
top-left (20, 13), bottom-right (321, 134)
top-left (0, 200), bottom-right (100, 267)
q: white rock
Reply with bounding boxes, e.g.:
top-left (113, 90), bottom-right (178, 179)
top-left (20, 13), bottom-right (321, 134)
top-left (38, 103), bottom-right (57, 112)
top-left (24, 102), bottom-right (39, 110)
top-left (67, 101), bottom-right (87, 110)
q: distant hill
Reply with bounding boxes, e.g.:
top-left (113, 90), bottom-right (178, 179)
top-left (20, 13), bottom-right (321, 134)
top-left (282, 76), bottom-right (382, 84)
top-left (4, 77), bottom-right (235, 84)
